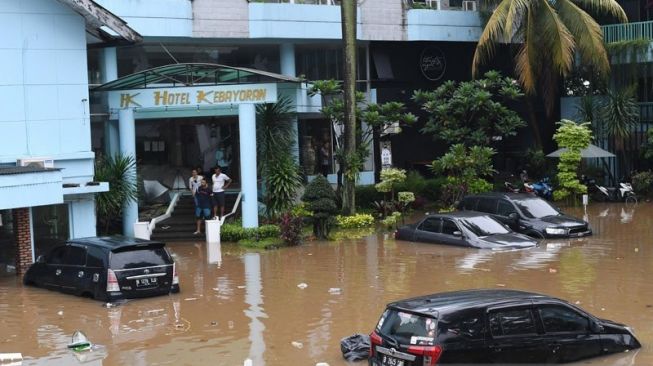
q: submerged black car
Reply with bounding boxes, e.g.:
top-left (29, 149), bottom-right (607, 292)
top-left (24, 236), bottom-right (180, 301)
top-left (458, 193), bottom-right (592, 238)
top-left (395, 212), bottom-right (538, 249)
top-left (369, 289), bottom-right (640, 365)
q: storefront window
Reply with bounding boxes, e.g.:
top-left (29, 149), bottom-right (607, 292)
top-left (116, 44), bottom-right (281, 77)
top-left (298, 119), bottom-right (335, 176)
top-left (32, 204), bottom-right (70, 258)
top-left (296, 45), bottom-right (367, 82)
top-left (0, 210), bottom-right (16, 274)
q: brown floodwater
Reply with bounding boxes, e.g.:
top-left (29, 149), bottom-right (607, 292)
top-left (1, 203), bottom-right (653, 365)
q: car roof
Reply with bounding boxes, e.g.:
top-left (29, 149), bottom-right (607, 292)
top-left (67, 236), bottom-right (165, 251)
top-left (388, 289), bottom-right (552, 317)
top-left (463, 192), bottom-right (539, 200)
top-left (425, 211), bottom-right (494, 219)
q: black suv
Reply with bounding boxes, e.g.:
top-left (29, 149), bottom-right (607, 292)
top-left (369, 289), bottom-right (640, 365)
top-left (458, 193), bottom-right (591, 238)
top-left (24, 236), bottom-right (180, 301)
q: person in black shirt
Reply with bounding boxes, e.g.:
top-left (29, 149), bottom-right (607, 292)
top-left (194, 178), bottom-right (213, 235)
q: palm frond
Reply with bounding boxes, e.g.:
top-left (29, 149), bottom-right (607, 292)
top-left (557, 0), bottom-right (610, 76)
top-left (472, 0), bottom-right (513, 77)
top-left (515, 8), bottom-right (539, 94)
top-left (537, 0), bottom-right (576, 78)
top-left (572, 0), bottom-right (628, 22)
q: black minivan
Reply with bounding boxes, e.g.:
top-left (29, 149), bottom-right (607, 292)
top-left (369, 289), bottom-right (640, 365)
top-left (24, 236), bottom-right (180, 301)
top-left (458, 193), bottom-right (592, 238)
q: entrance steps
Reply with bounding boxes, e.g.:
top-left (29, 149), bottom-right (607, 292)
top-left (151, 192), bottom-right (240, 242)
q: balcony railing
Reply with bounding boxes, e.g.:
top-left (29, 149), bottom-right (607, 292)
top-left (603, 20), bottom-right (653, 43)
top-left (405, 0), bottom-right (479, 11)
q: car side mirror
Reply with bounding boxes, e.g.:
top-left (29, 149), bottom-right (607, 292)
top-left (590, 320), bottom-right (603, 333)
top-left (508, 212), bottom-right (519, 221)
top-left (453, 231), bottom-right (463, 237)
top-left (36, 255), bottom-right (45, 264)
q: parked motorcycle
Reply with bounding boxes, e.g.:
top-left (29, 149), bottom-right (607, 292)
top-left (530, 178), bottom-right (554, 200)
top-left (504, 181), bottom-right (534, 194)
top-left (584, 177), bottom-right (637, 204)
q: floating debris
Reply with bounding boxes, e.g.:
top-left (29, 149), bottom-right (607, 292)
top-left (328, 288), bottom-right (341, 294)
top-left (297, 283), bottom-right (308, 289)
top-left (291, 341), bottom-right (303, 349)
top-left (0, 353), bottom-right (22, 362)
top-left (67, 331), bottom-right (92, 352)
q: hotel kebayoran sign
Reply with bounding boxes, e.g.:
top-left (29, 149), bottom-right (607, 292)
top-left (109, 83), bottom-right (278, 109)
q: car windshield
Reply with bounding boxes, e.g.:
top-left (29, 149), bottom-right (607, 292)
top-left (514, 198), bottom-right (560, 219)
top-left (110, 248), bottom-right (170, 269)
top-left (459, 216), bottom-right (510, 237)
top-left (376, 309), bottom-right (436, 346)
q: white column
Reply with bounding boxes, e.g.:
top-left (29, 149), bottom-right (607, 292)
top-left (239, 104), bottom-right (259, 228)
top-left (280, 43), bottom-right (300, 164)
top-left (119, 108), bottom-right (138, 236)
top-left (101, 47), bottom-right (120, 157)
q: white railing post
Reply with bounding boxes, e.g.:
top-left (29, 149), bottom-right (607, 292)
top-left (206, 219), bottom-right (221, 244)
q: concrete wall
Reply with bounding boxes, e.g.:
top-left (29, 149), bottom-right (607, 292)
top-left (360, 0), bottom-right (405, 41)
top-left (95, 0), bottom-right (193, 37)
top-left (406, 9), bottom-right (482, 42)
top-left (193, 0), bottom-right (249, 38)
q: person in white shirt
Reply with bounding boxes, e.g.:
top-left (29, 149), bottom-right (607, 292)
top-left (211, 166), bottom-right (232, 219)
top-left (188, 169), bottom-right (203, 206)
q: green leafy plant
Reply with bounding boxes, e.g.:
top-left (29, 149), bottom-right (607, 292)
top-left (94, 154), bottom-right (138, 234)
top-left (256, 97), bottom-right (303, 220)
top-left (335, 213), bottom-right (375, 229)
top-left (302, 175), bottom-right (339, 239)
top-left (380, 211), bottom-right (402, 230)
top-left (414, 71), bottom-right (525, 147)
top-left (432, 144), bottom-right (495, 206)
top-left (375, 168), bottom-right (407, 200)
top-left (632, 170), bottom-right (653, 196)
top-left (279, 212), bottom-right (304, 246)
top-left (552, 120), bottom-right (593, 202)
top-left (220, 223), bottom-right (280, 242)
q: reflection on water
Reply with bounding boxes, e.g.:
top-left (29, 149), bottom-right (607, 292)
top-left (0, 203), bottom-right (652, 365)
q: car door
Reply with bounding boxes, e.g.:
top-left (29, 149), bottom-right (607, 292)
top-left (477, 198), bottom-right (498, 216)
top-left (438, 311), bottom-right (488, 364)
top-left (534, 304), bottom-right (602, 363)
top-left (486, 306), bottom-right (548, 364)
top-left (58, 245), bottom-right (88, 294)
top-left (43, 246), bottom-right (68, 290)
top-left (439, 219), bottom-right (467, 246)
top-left (414, 217), bottom-right (443, 243)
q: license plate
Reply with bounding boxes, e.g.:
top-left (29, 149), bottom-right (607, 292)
top-left (381, 355), bottom-right (406, 366)
top-left (135, 278), bottom-right (157, 287)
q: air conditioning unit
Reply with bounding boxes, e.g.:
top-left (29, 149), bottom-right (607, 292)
top-left (463, 0), bottom-right (477, 11)
top-left (426, 0), bottom-right (441, 10)
top-left (17, 157), bottom-right (55, 169)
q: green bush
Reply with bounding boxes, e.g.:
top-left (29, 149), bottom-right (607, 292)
top-left (302, 175), bottom-right (338, 239)
top-left (238, 237), bottom-right (284, 249)
top-left (335, 213), bottom-right (376, 229)
top-left (421, 177), bottom-right (447, 202)
top-left (220, 223), bottom-right (280, 242)
top-left (632, 170), bottom-right (653, 196)
top-left (356, 185), bottom-right (384, 209)
top-left (396, 171), bottom-right (427, 195)
top-left (380, 211), bottom-right (402, 230)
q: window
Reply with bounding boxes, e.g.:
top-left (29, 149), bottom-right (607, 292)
top-left (377, 309), bottom-right (437, 345)
top-left (110, 248), bottom-right (170, 270)
top-left (462, 198), bottom-right (478, 211)
top-left (448, 316), bottom-right (483, 339)
top-left (538, 306), bottom-right (589, 333)
top-left (489, 309), bottom-right (537, 336)
top-left (441, 219), bottom-right (459, 236)
top-left (32, 204), bottom-right (70, 258)
top-left (65, 246), bottom-right (86, 266)
top-left (497, 200), bottom-right (516, 217)
top-left (420, 218), bottom-right (441, 233)
top-left (86, 247), bottom-right (105, 268)
top-left (459, 216), bottom-right (510, 236)
top-left (48, 247), bottom-right (68, 265)
top-left (477, 198), bottom-right (497, 214)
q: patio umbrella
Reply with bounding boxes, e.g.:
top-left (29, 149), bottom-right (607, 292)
top-left (546, 144), bottom-right (616, 159)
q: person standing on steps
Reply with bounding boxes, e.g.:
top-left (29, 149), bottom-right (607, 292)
top-left (188, 168), bottom-right (203, 207)
top-left (194, 178), bottom-right (213, 235)
top-left (211, 165), bottom-right (232, 220)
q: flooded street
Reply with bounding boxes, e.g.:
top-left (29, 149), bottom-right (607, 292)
top-left (1, 203), bottom-right (653, 365)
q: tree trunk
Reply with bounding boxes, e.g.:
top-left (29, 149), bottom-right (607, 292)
top-left (525, 97), bottom-right (543, 149)
top-left (341, 0), bottom-right (357, 215)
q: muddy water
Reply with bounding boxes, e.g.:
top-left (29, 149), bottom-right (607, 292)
top-left (1, 203), bottom-right (652, 365)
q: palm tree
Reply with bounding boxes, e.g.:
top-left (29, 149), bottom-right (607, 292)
top-left (94, 154), bottom-right (137, 234)
top-left (340, 0), bottom-right (358, 215)
top-left (601, 87), bottom-right (638, 178)
top-left (473, 0), bottom-right (627, 144)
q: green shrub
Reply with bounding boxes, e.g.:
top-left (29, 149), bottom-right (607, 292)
top-left (380, 211), bottom-right (402, 230)
top-left (220, 223), bottom-right (280, 242)
top-left (279, 212), bottom-right (304, 246)
top-left (302, 175), bottom-right (338, 239)
top-left (421, 177), bottom-right (447, 202)
top-left (396, 171), bottom-right (427, 195)
top-left (355, 185), bottom-right (384, 209)
top-left (335, 213), bottom-right (375, 229)
top-left (238, 237), bottom-right (284, 249)
top-left (632, 170), bottom-right (653, 196)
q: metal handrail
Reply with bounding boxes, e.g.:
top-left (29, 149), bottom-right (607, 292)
top-left (221, 191), bottom-right (242, 225)
top-left (603, 20), bottom-right (653, 43)
top-left (147, 191), bottom-right (182, 234)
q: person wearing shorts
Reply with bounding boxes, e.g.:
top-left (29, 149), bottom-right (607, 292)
top-left (211, 166), bottom-right (232, 220)
top-left (194, 178), bottom-right (213, 235)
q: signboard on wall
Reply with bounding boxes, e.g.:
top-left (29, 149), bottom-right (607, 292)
top-left (108, 83), bottom-right (278, 109)
top-left (420, 47), bottom-right (446, 81)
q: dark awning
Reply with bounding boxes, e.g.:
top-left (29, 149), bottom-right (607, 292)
top-left (56, 0), bottom-right (142, 43)
top-left (93, 63), bottom-right (302, 91)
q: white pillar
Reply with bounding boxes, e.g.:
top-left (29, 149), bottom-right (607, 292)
top-left (280, 43), bottom-right (300, 164)
top-left (100, 47), bottom-right (120, 157)
top-left (119, 108), bottom-right (138, 237)
top-left (239, 104), bottom-right (259, 228)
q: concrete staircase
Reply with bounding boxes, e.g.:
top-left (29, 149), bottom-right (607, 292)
top-left (151, 192), bottom-right (240, 242)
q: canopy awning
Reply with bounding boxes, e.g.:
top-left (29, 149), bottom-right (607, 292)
top-left (546, 144), bottom-right (616, 159)
top-left (93, 63), bottom-right (302, 91)
top-left (57, 0), bottom-right (142, 43)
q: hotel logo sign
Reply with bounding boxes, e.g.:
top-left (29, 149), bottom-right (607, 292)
top-left (109, 83), bottom-right (277, 109)
top-left (420, 47), bottom-right (446, 81)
